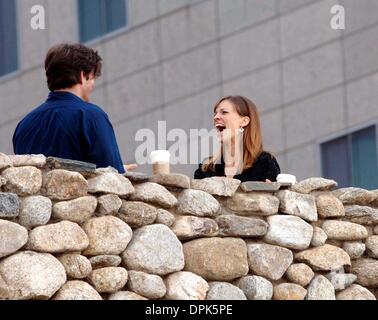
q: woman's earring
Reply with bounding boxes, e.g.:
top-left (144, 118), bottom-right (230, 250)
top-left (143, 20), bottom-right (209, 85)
top-left (238, 127), bottom-right (245, 133)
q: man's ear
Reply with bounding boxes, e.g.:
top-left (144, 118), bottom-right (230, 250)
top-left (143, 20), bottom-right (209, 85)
top-left (79, 71), bottom-right (85, 85)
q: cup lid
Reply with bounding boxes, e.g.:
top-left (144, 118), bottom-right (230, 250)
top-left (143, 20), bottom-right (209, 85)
top-left (150, 150), bottom-right (170, 163)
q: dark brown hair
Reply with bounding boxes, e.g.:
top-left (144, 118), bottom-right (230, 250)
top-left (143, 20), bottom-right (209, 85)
top-left (44, 43), bottom-right (102, 91)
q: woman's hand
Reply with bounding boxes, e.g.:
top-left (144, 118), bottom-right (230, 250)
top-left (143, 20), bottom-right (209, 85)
top-left (124, 163), bottom-right (138, 172)
top-left (265, 179), bottom-right (272, 183)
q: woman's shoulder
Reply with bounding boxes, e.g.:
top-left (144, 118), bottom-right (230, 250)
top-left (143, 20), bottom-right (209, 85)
top-left (256, 151), bottom-right (276, 162)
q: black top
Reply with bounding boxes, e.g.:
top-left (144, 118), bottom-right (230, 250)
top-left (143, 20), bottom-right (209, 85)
top-left (194, 152), bottom-right (280, 182)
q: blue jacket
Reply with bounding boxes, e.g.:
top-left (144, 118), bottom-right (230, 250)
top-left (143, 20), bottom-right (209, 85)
top-left (13, 91), bottom-right (125, 173)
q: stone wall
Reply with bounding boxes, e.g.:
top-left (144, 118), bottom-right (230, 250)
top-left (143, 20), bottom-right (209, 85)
top-left (0, 153), bottom-right (377, 300)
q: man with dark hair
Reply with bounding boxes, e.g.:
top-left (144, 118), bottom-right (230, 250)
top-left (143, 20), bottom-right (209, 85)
top-left (13, 43), bottom-right (132, 173)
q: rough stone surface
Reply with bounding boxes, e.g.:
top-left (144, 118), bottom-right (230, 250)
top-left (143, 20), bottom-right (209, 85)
top-left (58, 254), bottom-right (92, 279)
top-left (375, 225), bottom-right (378, 235)
top-left (227, 192), bottom-right (279, 216)
top-left (0, 220), bottom-right (28, 258)
top-left (277, 190), bottom-right (317, 222)
top-left (53, 196), bottom-right (97, 224)
top-left (191, 177), bottom-right (241, 197)
top-left (322, 220), bottom-right (368, 240)
top-left (83, 216), bottom-right (132, 256)
top-left (311, 226), bottom-right (328, 247)
top-left (285, 263), bottom-right (315, 287)
top-left (216, 215), bottom-right (268, 237)
top-left (89, 255), bottom-right (122, 269)
top-left (88, 267), bottom-right (128, 293)
top-left (130, 182), bottom-right (178, 208)
top-left (342, 242), bottom-right (366, 259)
top-left (127, 271), bottom-right (166, 299)
top-left (0, 193), bottom-right (20, 218)
top-left (118, 201), bottom-right (157, 228)
top-left (46, 157), bottom-right (96, 173)
top-left (0, 275), bottom-right (10, 299)
top-left (366, 236), bottom-right (378, 258)
top-left (2, 166), bottom-right (42, 196)
top-left (171, 216), bottom-right (219, 240)
top-left (316, 193), bottom-right (345, 218)
top-left (108, 291), bottom-right (147, 300)
top-left (247, 243), bottom-right (293, 281)
top-left (124, 171), bottom-right (151, 183)
top-left (87, 173), bottom-right (135, 196)
top-left (19, 196), bottom-right (52, 228)
top-left (149, 173), bottom-right (191, 189)
top-left (240, 181), bottom-right (281, 192)
top-left (0, 176), bottom-right (6, 188)
top-left (122, 224), bottom-right (184, 276)
top-left (295, 244), bottom-right (351, 271)
top-left (306, 275), bottom-right (336, 300)
top-left (233, 275), bottom-right (273, 300)
top-left (0, 251), bottom-right (66, 300)
top-left (9, 154), bottom-right (46, 167)
top-left (96, 194), bottom-right (122, 216)
top-left (325, 271), bottom-right (357, 291)
top-left (155, 209), bottom-right (175, 227)
top-left (0, 153), bottom-right (12, 170)
top-left (291, 178), bottom-right (337, 194)
top-left (184, 238), bottom-right (248, 281)
top-left (165, 271), bottom-right (209, 300)
top-left (344, 205), bottom-right (378, 225)
top-left (273, 283), bottom-right (307, 300)
top-left (27, 221), bottom-right (89, 253)
top-left (264, 215), bottom-right (313, 250)
top-left (42, 170), bottom-right (88, 200)
top-left (177, 189), bottom-right (220, 217)
top-left (351, 259), bottom-right (378, 287)
top-left (206, 282), bottom-right (246, 300)
top-left (53, 281), bottom-right (102, 300)
top-left (333, 188), bottom-right (376, 205)
top-left (337, 284), bottom-right (376, 300)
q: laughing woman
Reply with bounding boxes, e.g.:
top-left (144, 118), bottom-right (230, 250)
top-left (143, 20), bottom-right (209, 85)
top-left (194, 96), bottom-right (280, 182)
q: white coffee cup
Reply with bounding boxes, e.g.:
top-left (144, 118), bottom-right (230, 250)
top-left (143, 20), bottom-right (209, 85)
top-left (277, 173), bottom-right (297, 184)
top-left (150, 150), bottom-right (171, 175)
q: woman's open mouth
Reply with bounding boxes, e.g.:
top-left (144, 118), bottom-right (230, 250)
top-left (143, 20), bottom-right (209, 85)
top-left (215, 124), bottom-right (226, 132)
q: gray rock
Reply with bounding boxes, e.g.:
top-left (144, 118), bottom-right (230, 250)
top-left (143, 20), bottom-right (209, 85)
top-left (108, 291), bottom-right (147, 300)
top-left (118, 201), bottom-right (157, 228)
top-left (42, 170), bottom-right (88, 200)
top-left (122, 224), bottom-right (184, 276)
top-left (247, 243), bottom-right (293, 281)
top-left (191, 177), bottom-right (241, 197)
top-left (316, 193), bottom-right (345, 218)
top-left (19, 196), bottom-right (52, 228)
top-left (89, 255), bottom-right (122, 269)
top-left (165, 271), bottom-right (209, 300)
top-left (0, 251), bottom-right (66, 300)
top-left (344, 205), bottom-right (378, 225)
top-left (264, 215), bottom-right (313, 250)
top-left (156, 209), bottom-right (175, 227)
top-left (83, 216), bottom-right (133, 256)
top-left (240, 181), bottom-right (281, 192)
top-left (0, 220), bottom-right (28, 258)
top-left (277, 190), bottom-right (318, 222)
top-left (0, 176), bottom-right (6, 188)
top-left (206, 282), bottom-right (246, 300)
top-left (27, 221), bottom-right (89, 253)
top-left (52, 196), bottom-right (97, 224)
top-left (149, 173), bottom-right (191, 189)
top-left (342, 241), bottom-right (366, 259)
top-left (322, 220), bottom-right (368, 240)
top-left (227, 192), bottom-right (279, 216)
top-left (58, 254), bottom-right (92, 279)
top-left (171, 216), bottom-right (219, 240)
top-left (337, 284), bottom-right (376, 300)
top-left (234, 275), bottom-right (273, 300)
top-left (0, 274), bottom-right (10, 299)
top-left (130, 182), bottom-right (178, 209)
top-left (216, 215), bottom-right (268, 237)
top-left (295, 244), bottom-right (351, 271)
top-left (87, 173), bottom-right (135, 196)
top-left (53, 281), bottom-right (102, 300)
top-left (0, 193), bottom-right (20, 218)
top-left (291, 178), bottom-right (337, 194)
top-left (88, 267), bottom-right (128, 293)
top-left (365, 235), bottom-right (378, 258)
top-left (127, 271), bottom-right (166, 299)
top-left (124, 171), bottom-right (151, 183)
top-left (183, 238), bottom-right (248, 281)
top-left (351, 258), bottom-right (378, 287)
top-left (97, 194), bottom-right (122, 216)
top-left (2, 166), bottom-right (42, 196)
top-left (273, 283), bottom-right (307, 300)
top-left (46, 157), bottom-right (96, 173)
top-left (374, 225), bottom-right (378, 235)
top-left (333, 187), bottom-right (376, 205)
top-left (311, 226), bottom-right (328, 247)
top-left (177, 189), bottom-right (220, 217)
top-left (0, 153), bottom-right (12, 170)
top-left (285, 263), bottom-right (314, 287)
top-left (9, 154), bottom-right (46, 167)
top-left (306, 275), bottom-right (336, 300)
top-left (325, 271), bottom-right (357, 291)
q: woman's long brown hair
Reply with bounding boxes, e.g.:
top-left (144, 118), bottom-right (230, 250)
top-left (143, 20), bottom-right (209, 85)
top-left (202, 96), bottom-right (264, 172)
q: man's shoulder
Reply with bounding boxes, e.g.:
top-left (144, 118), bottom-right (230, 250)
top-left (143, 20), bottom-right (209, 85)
top-left (80, 102), bottom-right (108, 119)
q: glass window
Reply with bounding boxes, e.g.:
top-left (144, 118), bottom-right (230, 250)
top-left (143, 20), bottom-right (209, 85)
top-left (78, 0), bottom-right (127, 43)
top-left (0, 0), bottom-right (18, 77)
top-left (321, 125), bottom-right (378, 189)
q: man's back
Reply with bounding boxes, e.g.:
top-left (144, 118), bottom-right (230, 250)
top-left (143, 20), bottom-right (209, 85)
top-left (13, 91), bottom-right (125, 173)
